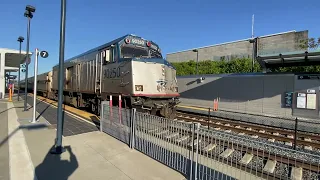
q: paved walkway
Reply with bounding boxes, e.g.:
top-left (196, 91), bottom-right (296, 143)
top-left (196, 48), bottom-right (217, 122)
top-left (0, 102), bottom-right (9, 180)
top-left (0, 96), bottom-right (186, 180)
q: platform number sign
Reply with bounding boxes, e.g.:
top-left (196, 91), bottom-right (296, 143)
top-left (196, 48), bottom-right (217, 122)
top-left (20, 64), bottom-right (26, 68)
top-left (40, 51), bottom-right (49, 58)
top-left (21, 69), bottom-right (26, 72)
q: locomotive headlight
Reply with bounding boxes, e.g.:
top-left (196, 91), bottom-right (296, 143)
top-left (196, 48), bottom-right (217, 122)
top-left (175, 87), bottom-right (178, 92)
top-left (135, 85), bottom-right (143, 91)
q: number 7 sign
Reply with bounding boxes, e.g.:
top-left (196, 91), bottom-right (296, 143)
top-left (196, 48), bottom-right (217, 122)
top-left (40, 51), bottom-right (49, 58)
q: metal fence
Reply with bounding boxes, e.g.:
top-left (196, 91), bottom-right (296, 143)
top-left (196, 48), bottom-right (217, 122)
top-left (100, 102), bottom-right (320, 180)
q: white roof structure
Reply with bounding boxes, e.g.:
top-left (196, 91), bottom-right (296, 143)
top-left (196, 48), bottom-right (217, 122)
top-left (0, 48), bottom-right (33, 98)
top-left (0, 48), bottom-right (33, 70)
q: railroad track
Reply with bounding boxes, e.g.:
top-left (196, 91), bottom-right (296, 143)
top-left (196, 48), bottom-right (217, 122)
top-left (135, 115), bottom-right (320, 180)
top-left (176, 111), bottom-right (320, 150)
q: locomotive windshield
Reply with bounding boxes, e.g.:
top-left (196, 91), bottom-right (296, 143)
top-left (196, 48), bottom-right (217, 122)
top-left (120, 37), bottom-right (163, 59)
top-left (121, 46), bottom-right (149, 58)
top-left (121, 46), bottom-right (163, 58)
top-left (150, 49), bottom-right (162, 58)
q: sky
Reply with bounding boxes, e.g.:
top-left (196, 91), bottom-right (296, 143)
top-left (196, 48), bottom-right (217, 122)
top-left (0, 0), bottom-right (319, 79)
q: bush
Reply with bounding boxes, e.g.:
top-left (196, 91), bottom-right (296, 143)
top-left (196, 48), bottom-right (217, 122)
top-left (171, 58), bottom-right (320, 76)
top-left (172, 58), bottom-right (261, 76)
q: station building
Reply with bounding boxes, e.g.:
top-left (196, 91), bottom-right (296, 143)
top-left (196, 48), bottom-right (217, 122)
top-left (166, 30), bottom-right (308, 63)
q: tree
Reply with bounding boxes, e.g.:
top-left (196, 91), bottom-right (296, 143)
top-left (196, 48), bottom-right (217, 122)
top-left (299, 37), bottom-right (320, 50)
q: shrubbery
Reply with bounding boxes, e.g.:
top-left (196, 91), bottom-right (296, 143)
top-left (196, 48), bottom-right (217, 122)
top-left (171, 58), bottom-right (320, 76)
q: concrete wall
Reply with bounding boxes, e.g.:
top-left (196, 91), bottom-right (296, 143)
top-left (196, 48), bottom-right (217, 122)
top-left (167, 30), bottom-right (308, 63)
top-left (258, 30), bottom-right (308, 56)
top-left (177, 74), bottom-right (295, 117)
top-left (177, 73), bottom-right (320, 119)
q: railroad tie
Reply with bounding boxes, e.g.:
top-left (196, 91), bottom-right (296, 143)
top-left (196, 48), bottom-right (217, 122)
top-left (219, 148), bottom-right (234, 158)
top-left (268, 138), bottom-right (275, 142)
top-left (202, 143), bottom-right (216, 152)
top-left (147, 128), bottom-right (160, 133)
top-left (251, 135), bottom-right (258, 139)
top-left (285, 141), bottom-right (293, 146)
top-left (290, 167), bottom-right (303, 180)
top-left (239, 153), bottom-right (253, 165)
top-left (165, 132), bottom-right (179, 139)
top-left (287, 134), bottom-right (294, 139)
top-left (188, 138), bottom-right (202, 147)
top-left (303, 138), bottom-right (312, 150)
top-left (155, 129), bottom-right (169, 135)
top-left (176, 136), bottom-right (189, 143)
top-left (263, 159), bottom-right (277, 174)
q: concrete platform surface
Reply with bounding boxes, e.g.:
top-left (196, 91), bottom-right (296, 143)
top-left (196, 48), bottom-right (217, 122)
top-left (1, 97), bottom-right (186, 180)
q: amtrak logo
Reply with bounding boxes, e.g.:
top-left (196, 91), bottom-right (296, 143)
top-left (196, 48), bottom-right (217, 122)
top-left (156, 80), bottom-right (167, 92)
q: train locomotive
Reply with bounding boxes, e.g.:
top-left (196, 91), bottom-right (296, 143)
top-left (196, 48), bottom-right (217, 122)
top-left (21, 34), bottom-right (180, 118)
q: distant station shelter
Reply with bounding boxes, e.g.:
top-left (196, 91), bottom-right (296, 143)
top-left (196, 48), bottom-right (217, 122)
top-left (0, 48), bottom-right (32, 98)
top-left (257, 49), bottom-right (320, 72)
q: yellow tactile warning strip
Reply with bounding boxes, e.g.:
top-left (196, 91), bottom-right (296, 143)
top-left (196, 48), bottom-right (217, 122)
top-left (28, 93), bottom-right (100, 123)
top-left (177, 104), bottom-right (208, 111)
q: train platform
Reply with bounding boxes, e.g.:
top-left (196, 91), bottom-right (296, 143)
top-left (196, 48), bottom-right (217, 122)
top-left (177, 103), bottom-right (320, 134)
top-left (0, 95), bottom-right (186, 180)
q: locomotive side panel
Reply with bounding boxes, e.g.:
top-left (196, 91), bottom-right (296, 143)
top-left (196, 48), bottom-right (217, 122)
top-left (52, 67), bottom-right (58, 91)
top-left (79, 60), bottom-right (96, 94)
top-left (37, 72), bottom-right (48, 93)
top-left (100, 60), bottom-right (133, 96)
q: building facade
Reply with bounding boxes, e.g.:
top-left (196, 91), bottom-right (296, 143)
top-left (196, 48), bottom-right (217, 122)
top-left (166, 30), bottom-right (308, 63)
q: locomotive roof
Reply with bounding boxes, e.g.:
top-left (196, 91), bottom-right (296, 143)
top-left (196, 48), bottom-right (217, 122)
top-left (53, 34), bottom-right (159, 68)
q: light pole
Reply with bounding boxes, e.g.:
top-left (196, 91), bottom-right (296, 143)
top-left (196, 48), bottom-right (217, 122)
top-left (23, 5), bottom-right (35, 111)
top-left (51, 0), bottom-right (66, 154)
top-left (249, 38), bottom-right (256, 72)
top-left (17, 36), bottom-right (24, 101)
top-left (193, 49), bottom-right (199, 75)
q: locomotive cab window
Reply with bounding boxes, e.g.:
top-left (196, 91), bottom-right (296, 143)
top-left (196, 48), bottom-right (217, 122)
top-left (121, 45), bottom-right (148, 58)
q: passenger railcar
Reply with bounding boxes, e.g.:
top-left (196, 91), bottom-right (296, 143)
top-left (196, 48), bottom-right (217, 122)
top-left (22, 34), bottom-right (180, 118)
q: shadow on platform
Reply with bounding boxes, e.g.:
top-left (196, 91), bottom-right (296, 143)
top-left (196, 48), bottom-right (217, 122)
top-left (0, 106), bottom-right (24, 115)
top-left (0, 123), bottom-right (48, 147)
top-left (34, 145), bottom-right (79, 180)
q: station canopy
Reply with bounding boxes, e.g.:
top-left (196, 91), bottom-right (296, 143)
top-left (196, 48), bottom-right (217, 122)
top-left (257, 49), bottom-right (320, 69)
top-left (257, 49), bottom-right (320, 70)
top-left (0, 48), bottom-right (32, 72)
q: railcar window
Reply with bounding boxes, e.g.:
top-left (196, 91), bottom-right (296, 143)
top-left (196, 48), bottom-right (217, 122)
top-left (121, 46), bottom-right (148, 58)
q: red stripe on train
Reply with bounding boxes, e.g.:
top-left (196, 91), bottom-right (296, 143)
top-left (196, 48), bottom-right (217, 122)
top-left (132, 93), bottom-right (180, 97)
